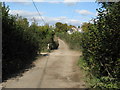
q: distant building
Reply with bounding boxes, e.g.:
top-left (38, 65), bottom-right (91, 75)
top-left (77, 28), bottom-right (83, 33)
top-left (67, 27), bottom-right (83, 34)
top-left (67, 29), bottom-right (73, 34)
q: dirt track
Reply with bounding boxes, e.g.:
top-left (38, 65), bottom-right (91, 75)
top-left (2, 39), bottom-right (86, 88)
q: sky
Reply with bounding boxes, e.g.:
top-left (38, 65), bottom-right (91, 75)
top-left (3, 0), bottom-right (101, 26)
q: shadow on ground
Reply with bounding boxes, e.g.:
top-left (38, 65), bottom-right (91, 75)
top-left (2, 53), bottom-right (50, 82)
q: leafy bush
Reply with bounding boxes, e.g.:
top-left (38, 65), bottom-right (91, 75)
top-left (80, 2), bottom-right (120, 88)
top-left (56, 32), bottom-right (82, 50)
top-left (2, 3), bottom-right (56, 81)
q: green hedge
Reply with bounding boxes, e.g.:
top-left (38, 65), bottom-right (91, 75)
top-left (56, 32), bottom-right (82, 50)
top-left (80, 2), bottom-right (120, 88)
top-left (2, 3), bottom-right (56, 81)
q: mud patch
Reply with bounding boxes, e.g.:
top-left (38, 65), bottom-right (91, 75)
top-left (70, 73), bottom-right (81, 82)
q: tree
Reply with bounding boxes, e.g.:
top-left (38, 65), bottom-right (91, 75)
top-left (2, 3), bottom-right (39, 80)
top-left (81, 22), bottom-right (93, 32)
top-left (81, 2), bottom-right (120, 88)
top-left (78, 26), bottom-right (80, 28)
top-left (55, 22), bottom-right (69, 32)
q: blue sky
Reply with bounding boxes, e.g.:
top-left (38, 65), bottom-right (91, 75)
top-left (4, 0), bottom-right (101, 26)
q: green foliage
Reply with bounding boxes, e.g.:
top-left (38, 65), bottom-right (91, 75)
top-left (56, 32), bottom-right (82, 50)
top-left (86, 75), bottom-right (120, 88)
top-left (81, 22), bottom-right (93, 33)
top-left (80, 2), bottom-right (120, 88)
top-left (55, 22), bottom-right (75, 32)
top-left (78, 56), bottom-right (88, 70)
top-left (55, 22), bottom-right (81, 50)
top-left (2, 3), bottom-right (57, 81)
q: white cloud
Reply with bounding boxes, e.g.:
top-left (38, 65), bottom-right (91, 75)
top-left (63, 0), bottom-right (96, 2)
top-left (40, 16), bottom-right (81, 26)
top-left (9, 10), bottom-right (44, 17)
top-left (1, 0), bottom-right (96, 2)
top-left (1, 0), bottom-right (45, 2)
top-left (47, 0), bottom-right (79, 5)
top-left (63, 0), bottom-right (81, 6)
top-left (29, 16), bottom-right (81, 26)
top-left (64, 0), bottom-right (80, 2)
top-left (9, 9), bottom-right (81, 26)
top-left (2, 0), bottom-right (29, 2)
top-left (48, 1), bottom-right (61, 4)
top-left (75, 9), bottom-right (95, 16)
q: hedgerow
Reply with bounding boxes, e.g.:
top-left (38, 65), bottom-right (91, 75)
top-left (2, 3), bottom-right (57, 81)
top-left (80, 2), bottom-right (120, 88)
